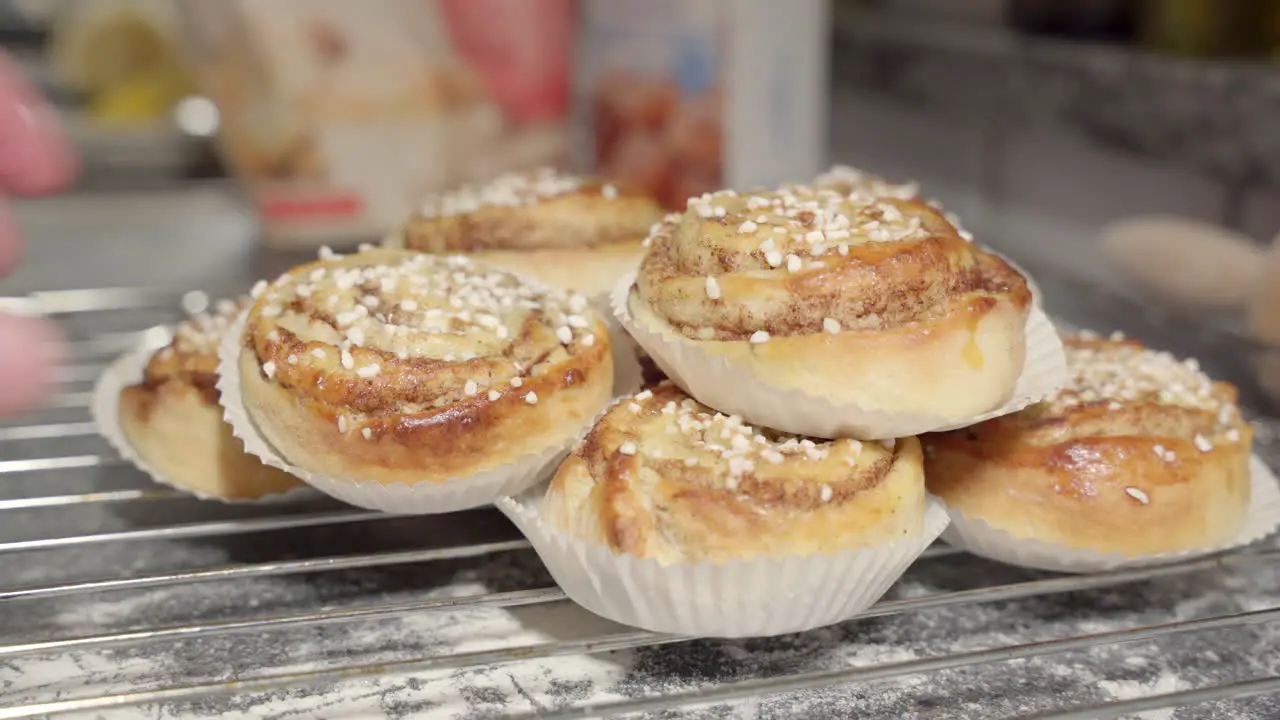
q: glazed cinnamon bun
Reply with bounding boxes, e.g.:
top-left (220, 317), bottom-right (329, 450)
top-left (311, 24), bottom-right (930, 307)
top-left (541, 381), bottom-right (926, 564)
top-left (386, 168), bottom-right (665, 296)
top-left (627, 184), bottom-right (1033, 421)
top-left (923, 333), bottom-right (1253, 555)
top-left (235, 248), bottom-right (614, 486)
top-left (118, 298), bottom-right (304, 500)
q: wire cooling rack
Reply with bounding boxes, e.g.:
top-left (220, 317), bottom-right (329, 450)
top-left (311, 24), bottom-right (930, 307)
top-left (0, 287), bottom-right (1278, 719)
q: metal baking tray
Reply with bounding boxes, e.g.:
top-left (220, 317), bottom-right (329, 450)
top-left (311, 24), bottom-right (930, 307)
top-left (1, 263), bottom-right (1278, 718)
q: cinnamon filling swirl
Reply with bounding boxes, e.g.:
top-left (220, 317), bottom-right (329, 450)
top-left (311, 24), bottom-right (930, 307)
top-left (243, 249), bottom-right (605, 437)
top-left (577, 382), bottom-right (900, 508)
top-left (544, 381), bottom-right (926, 562)
top-left (635, 186), bottom-right (1028, 341)
top-left (400, 168), bottom-right (662, 252)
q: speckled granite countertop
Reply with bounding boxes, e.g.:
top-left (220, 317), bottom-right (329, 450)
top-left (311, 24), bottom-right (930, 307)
top-left (833, 10), bottom-right (1280, 188)
top-left (1, 188), bottom-right (1278, 719)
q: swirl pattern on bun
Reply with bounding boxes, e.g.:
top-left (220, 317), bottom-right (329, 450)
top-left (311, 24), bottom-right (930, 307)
top-left (541, 381), bottom-right (925, 564)
top-left (237, 248), bottom-right (614, 485)
top-left (387, 168), bottom-right (665, 296)
top-left (628, 184), bottom-right (1032, 416)
top-left (119, 298), bottom-right (303, 499)
top-left (924, 332), bottom-right (1252, 555)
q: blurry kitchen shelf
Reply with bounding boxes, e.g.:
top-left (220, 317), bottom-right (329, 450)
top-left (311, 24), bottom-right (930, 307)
top-left (61, 111), bottom-right (219, 190)
top-left (832, 8), bottom-right (1280, 187)
top-left (10, 47), bottom-right (217, 188)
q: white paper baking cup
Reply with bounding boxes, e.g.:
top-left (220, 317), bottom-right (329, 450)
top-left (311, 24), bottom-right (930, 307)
top-left (217, 312), bottom-right (643, 514)
top-left (939, 455), bottom-right (1280, 574)
top-left (91, 329), bottom-right (317, 505)
top-left (613, 272), bottom-right (1068, 440)
top-left (496, 490), bottom-right (950, 638)
top-left (591, 293), bottom-right (648, 372)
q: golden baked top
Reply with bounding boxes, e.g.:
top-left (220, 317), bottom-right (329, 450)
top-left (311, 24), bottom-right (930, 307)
top-left (634, 184), bottom-right (1029, 341)
top-left (543, 381), bottom-right (924, 562)
top-left (242, 248), bottom-right (609, 438)
top-left (396, 168), bottom-right (665, 253)
top-left (947, 333), bottom-right (1248, 460)
top-left (923, 334), bottom-right (1252, 549)
top-left (138, 297), bottom-right (249, 401)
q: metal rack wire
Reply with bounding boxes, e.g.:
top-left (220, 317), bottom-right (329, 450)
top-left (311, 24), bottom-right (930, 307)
top-left (1, 289), bottom-right (1278, 719)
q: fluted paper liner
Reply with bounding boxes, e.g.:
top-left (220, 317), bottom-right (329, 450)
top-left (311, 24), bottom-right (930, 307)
top-left (217, 312), bottom-right (643, 514)
top-left (496, 490), bottom-right (950, 638)
top-left (91, 330), bottom-right (317, 505)
top-left (613, 272), bottom-right (1068, 440)
top-left (940, 455), bottom-right (1280, 573)
top-left (593, 294), bottom-right (649, 377)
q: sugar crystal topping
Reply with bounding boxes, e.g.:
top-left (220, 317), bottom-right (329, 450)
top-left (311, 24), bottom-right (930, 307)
top-left (1057, 332), bottom-right (1239, 429)
top-left (172, 296), bottom-right (250, 355)
top-left (669, 184), bottom-right (931, 270)
top-left (812, 164), bottom-right (974, 242)
top-left (623, 389), bottom-right (872, 491)
top-left (254, 250), bottom-right (593, 438)
top-left (418, 168), bottom-right (594, 218)
top-left (257, 252), bottom-right (590, 361)
top-left (811, 164), bottom-right (920, 201)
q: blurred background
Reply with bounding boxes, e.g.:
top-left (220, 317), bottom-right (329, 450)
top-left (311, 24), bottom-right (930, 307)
top-left (5, 0), bottom-right (1280, 401)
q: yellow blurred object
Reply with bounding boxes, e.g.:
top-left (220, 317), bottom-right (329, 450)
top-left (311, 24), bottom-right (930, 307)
top-left (1140, 0), bottom-right (1274, 58)
top-left (48, 0), bottom-right (194, 123)
top-left (88, 69), bottom-right (194, 124)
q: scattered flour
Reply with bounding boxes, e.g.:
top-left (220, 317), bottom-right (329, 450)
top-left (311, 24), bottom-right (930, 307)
top-left (1098, 671), bottom-right (1186, 720)
top-left (8, 582), bottom-right (633, 719)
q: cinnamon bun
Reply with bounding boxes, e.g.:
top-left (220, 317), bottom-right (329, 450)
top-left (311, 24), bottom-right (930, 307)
top-left (386, 168), bottom-right (665, 296)
top-left (541, 381), bottom-right (926, 564)
top-left (627, 184), bottom-right (1033, 421)
top-left (235, 248), bottom-right (614, 486)
top-left (923, 333), bottom-right (1253, 556)
top-left (118, 298), bottom-right (304, 500)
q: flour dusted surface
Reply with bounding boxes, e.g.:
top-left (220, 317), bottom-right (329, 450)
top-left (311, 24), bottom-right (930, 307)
top-left (2, 502), bottom-right (1279, 719)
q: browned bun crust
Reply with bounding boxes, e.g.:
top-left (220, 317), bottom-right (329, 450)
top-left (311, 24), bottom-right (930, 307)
top-left (541, 381), bottom-right (926, 564)
top-left (631, 184), bottom-right (1032, 416)
top-left (924, 334), bottom-right (1253, 555)
top-left (238, 249), bottom-right (614, 485)
top-left (388, 169), bottom-right (664, 296)
top-left (118, 298), bottom-right (302, 499)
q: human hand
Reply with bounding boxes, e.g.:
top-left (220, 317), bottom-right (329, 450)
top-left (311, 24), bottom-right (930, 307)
top-left (0, 51), bottom-right (78, 415)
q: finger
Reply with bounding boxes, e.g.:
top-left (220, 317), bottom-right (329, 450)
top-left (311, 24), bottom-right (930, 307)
top-left (0, 313), bottom-right (65, 416)
top-left (0, 52), bottom-right (77, 197)
top-left (0, 196), bottom-right (23, 276)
